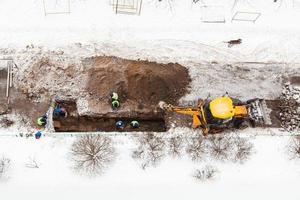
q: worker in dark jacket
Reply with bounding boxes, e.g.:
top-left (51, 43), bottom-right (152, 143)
top-left (35, 131), bottom-right (42, 139)
top-left (116, 120), bottom-right (124, 129)
top-left (53, 106), bottom-right (67, 117)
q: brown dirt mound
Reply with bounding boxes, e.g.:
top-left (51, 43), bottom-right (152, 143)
top-left (86, 56), bottom-right (190, 106)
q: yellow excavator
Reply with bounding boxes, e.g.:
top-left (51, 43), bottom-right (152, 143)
top-left (159, 95), bottom-right (271, 135)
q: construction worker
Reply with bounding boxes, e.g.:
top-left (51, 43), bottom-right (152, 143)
top-left (130, 120), bottom-right (139, 128)
top-left (37, 115), bottom-right (47, 126)
top-left (110, 92), bottom-right (119, 101)
top-left (53, 106), bottom-right (67, 117)
top-left (112, 100), bottom-right (120, 109)
top-left (110, 92), bottom-right (120, 109)
top-left (35, 131), bottom-right (42, 139)
top-left (116, 120), bottom-right (124, 129)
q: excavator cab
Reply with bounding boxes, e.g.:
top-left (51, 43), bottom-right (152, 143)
top-left (204, 96), bottom-right (234, 122)
top-left (203, 96), bottom-right (249, 130)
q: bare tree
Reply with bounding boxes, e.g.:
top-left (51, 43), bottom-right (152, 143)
top-left (186, 134), bottom-right (206, 161)
top-left (207, 135), bottom-right (233, 161)
top-left (193, 165), bottom-right (218, 181)
top-left (168, 136), bottom-right (184, 157)
top-left (70, 135), bottom-right (115, 176)
top-left (232, 136), bottom-right (253, 163)
top-left (0, 156), bottom-right (11, 179)
top-left (25, 156), bottom-right (40, 168)
top-left (287, 136), bottom-right (300, 160)
top-left (132, 133), bottom-right (166, 169)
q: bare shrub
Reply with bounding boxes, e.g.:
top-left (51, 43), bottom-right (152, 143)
top-left (287, 136), bottom-right (300, 160)
top-left (232, 136), bottom-right (253, 163)
top-left (193, 165), bottom-right (218, 181)
top-left (25, 156), bottom-right (40, 168)
top-left (132, 133), bottom-right (166, 169)
top-left (207, 135), bottom-right (233, 161)
top-left (0, 156), bottom-right (11, 179)
top-left (0, 117), bottom-right (14, 128)
top-left (70, 135), bottom-right (115, 176)
top-left (168, 136), bottom-right (184, 157)
top-left (186, 134), bottom-right (206, 161)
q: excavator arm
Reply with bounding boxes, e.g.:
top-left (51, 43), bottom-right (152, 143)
top-left (159, 101), bottom-right (209, 135)
top-left (159, 96), bottom-right (271, 135)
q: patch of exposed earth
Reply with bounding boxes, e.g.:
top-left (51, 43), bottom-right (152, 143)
top-left (10, 55), bottom-right (190, 128)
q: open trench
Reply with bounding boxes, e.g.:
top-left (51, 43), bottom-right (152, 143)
top-left (53, 100), bottom-right (167, 132)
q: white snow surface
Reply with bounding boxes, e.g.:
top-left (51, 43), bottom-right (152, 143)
top-left (0, 129), bottom-right (300, 200)
top-left (0, 0), bottom-right (300, 199)
top-left (0, 0), bottom-right (299, 63)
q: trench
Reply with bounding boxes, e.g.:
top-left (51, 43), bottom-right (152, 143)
top-left (53, 100), bottom-right (167, 132)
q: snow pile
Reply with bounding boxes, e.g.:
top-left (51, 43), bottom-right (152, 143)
top-left (279, 83), bottom-right (300, 132)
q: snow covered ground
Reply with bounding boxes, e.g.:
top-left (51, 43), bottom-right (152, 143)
top-left (0, 130), bottom-right (299, 200)
top-left (0, 0), bottom-right (300, 199)
top-left (0, 0), bottom-right (300, 63)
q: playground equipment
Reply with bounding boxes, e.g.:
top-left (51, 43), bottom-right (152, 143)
top-left (231, 11), bottom-right (261, 23)
top-left (110, 0), bottom-right (142, 15)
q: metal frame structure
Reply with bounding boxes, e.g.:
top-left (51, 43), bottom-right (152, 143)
top-left (231, 11), bottom-right (261, 23)
top-left (231, 0), bottom-right (256, 11)
top-left (110, 0), bottom-right (143, 15)
top-left (275, 0), bottom-right (298, 9)
top-left (42, 0), bottom-right (71, 16)
top-left (0, 58), bottom-right (15, 104)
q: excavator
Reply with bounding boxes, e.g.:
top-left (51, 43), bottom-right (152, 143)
top-left (159, 95), bottom-right (271, 135)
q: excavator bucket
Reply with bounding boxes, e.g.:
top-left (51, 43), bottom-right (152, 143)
top-left (247, 99), bottom-right (272, 125)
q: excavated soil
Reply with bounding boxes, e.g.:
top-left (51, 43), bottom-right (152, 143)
top-left (11, 56), bottom-right (190, 131)
top-left (85, 56), bottom-right (190, 106)
top-left (10, 90), bottom-right (49, 128)
top-left (53, 56), bottom-right (190, 132)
